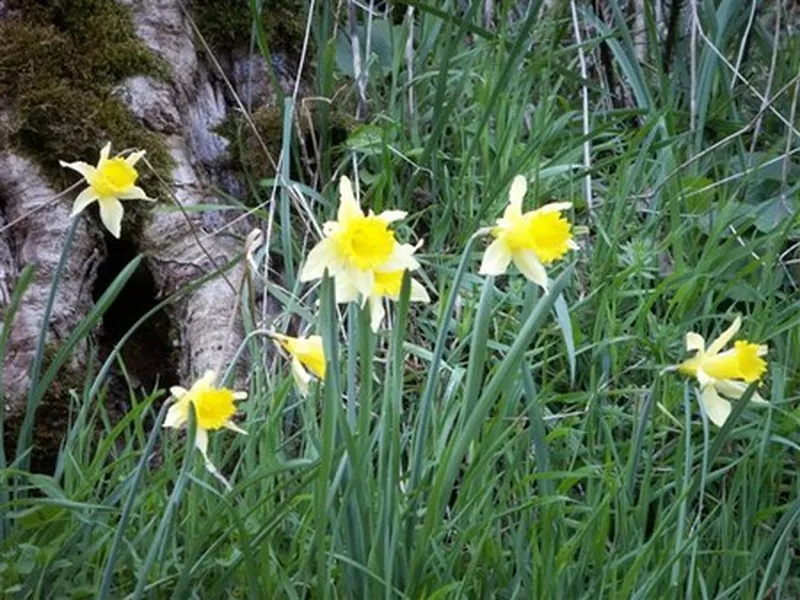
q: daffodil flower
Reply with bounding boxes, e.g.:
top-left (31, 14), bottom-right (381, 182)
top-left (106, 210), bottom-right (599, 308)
top-left (60, 142), bottom-right (153, 238)
top-left (677, 316), bottom-right (769, 427)
top-left (272, 334), bottom-right (326, 396)
top-left (479, 175), bottom-right (578, 289)
top-left (299, 176), bottom-right (421, 303)
top-left (368, 269), bottom-right (430, 332)
top-left (164, 370), bottom-right (247, 489)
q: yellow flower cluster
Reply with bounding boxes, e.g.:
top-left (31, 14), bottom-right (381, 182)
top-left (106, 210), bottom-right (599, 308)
top-left (279, 173), bottom-right (771, 427)
top-left (60, 144), bottom-right (771, 485)
top-left (298, 176), bottom-right (430, 332)
top-left (268, 173), bottom-right (580, 397)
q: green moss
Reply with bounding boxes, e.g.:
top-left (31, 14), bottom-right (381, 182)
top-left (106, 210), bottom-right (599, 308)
top-left (193, 0), bottom-right (308, 57)
top-left (215, 103), bottom-right (357, 199)
top-left (0, 0), bottom-right (173, 189)
top-left (214, 106), bottom-right (284, 185)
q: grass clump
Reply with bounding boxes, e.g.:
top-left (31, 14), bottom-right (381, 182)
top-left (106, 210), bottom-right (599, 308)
top-left (0, 0), bottom-right (172, 187)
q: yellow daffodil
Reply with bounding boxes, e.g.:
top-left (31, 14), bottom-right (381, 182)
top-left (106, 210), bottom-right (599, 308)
top-left (479, 175), bottom-right (578, 289)
top-left (60, 142), bottom-right (153, 238)
top-left (164, 370), bottom-right (247, 488)
top-left (677, 316), bottom-right (769, 427)
top-left (368, 269), bottom-right (430, 332)
top-left (299, 176), bottom-right (421, 303)
top-left (272, 334), bottom-right (326, 396)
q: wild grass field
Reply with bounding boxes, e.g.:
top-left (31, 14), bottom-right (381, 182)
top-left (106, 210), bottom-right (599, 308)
top-left (1, 1), bottom-right (799, 598)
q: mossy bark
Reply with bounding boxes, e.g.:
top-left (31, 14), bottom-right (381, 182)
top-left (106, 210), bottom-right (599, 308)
top-left (0, 0), bottom-right (306, 465)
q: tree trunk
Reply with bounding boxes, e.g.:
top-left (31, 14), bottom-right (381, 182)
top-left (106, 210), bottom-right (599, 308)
top-left (1, 0), bottom-right (293, 465)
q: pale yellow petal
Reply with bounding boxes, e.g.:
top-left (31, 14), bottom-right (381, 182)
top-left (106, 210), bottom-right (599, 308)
top-left (700, 385), bottom-right (731, 427)
top-left (409, 278), bottom-right (430, 303)
top-left (377, 209), bottom-right (407, 223)
top-left (224, 421), bottom-right (248, 435)
top-left (348, 267), bottom-right (374, 299)
top-left (379, 243), bottom-right (421, 272)
top-left (685, 332), bottom-right (706, 353)
top-left (291, 357), bottom-right (312, 396)
top-left (98, 198), bottom-right (124, 238)
top-left (194, 426), bottom-right (209, 456)
top-left (233, 391), bottom-right (248, 400)
top-left (707, 316), bottom-right (741, 356)
top-left (696, 368), bottom-right (715, 388)
top-left (536, 201), bottom-right (573, 213)
top-left (199, 370), bottom-right (217, 387)
top-left (125, 150), bottom-right (146, 166)
top-left (118, 186), bottom-right (150, 201)
top-left (194, 428), bottom-right (232, 491)
top-left (503, 175), bottom-right (527, 219)
top-left (322, 221), bottom-right (339, 236)
top-left (188, 370), bottom-right (217, 396)
top-left (71, 188), bottom-right (99, 216)
top-left (335, 276), bottom-right (359, 304)
top-left (60, 160), bottom-right (96, 181)
top-left (163, 400), bottom-right (187, 429)
top-left (369, 294), bottom-right (385, 332)
top-left (99, 142), bottom-right (112, 163)
top-left (479, 238), bottom-right (512, 275)
top-left (299, 239), bottom-right (336, 282)
top-left (714, 379), bottom-right (745, 399)
top-left (170, 386), bottom-right (188, 399)
top-left (715, 380), bottom-right (768, 405)
top-left (337, 176), bottom-right (362, 223)
top-left (512, 249), bottom-right (549, 289)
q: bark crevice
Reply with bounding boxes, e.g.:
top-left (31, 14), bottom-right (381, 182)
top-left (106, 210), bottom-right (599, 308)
top-left (0, 0), bottom-right (302, 463)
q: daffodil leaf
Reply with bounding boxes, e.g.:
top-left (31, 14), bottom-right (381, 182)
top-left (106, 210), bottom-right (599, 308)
top-left (554, 293), bottom-right (576, 387)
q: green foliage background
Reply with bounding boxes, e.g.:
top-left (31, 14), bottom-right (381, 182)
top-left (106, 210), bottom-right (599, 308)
top-left (1, 0), bottom-right (799, 598)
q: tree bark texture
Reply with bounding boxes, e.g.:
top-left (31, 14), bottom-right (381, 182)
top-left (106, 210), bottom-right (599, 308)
top-left (1, 0), bottom-right (290, 463)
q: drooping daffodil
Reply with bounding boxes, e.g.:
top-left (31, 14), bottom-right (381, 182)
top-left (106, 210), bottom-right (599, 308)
top-left (164, 370), bottom-right (247, 489)
top-left (479, 175), bottom-right (577, 289)
top-left (60, 142), bottom-right (153, 238)
top-left (299, 176), bottom-right (422, 303)
top-left (272, 333), bottom-right (326, 396)
top-left (368, 269), bottom-right (430, 332)
top-left (677, 316), bottom-right (769, 427)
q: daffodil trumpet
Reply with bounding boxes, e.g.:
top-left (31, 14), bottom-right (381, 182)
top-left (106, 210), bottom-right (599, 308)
top-left (676, 316), bottom-right (769, 427)
top-left (60, 142), bottom-right (154, 238)
top-left (367, 269), bottom-right (430, 332)
top-left (479, 175), bottom-right (577, 289)
top-left (163, 370), bottom-right (247, 489)
top-left (271, 333), bottom-right (326, 396)
top-left (299, 176), bottom-right (422, 304)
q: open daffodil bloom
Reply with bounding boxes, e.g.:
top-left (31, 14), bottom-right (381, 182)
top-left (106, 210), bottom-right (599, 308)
top-left (272, 334), bottom-right (326, 396)
top-left (677, 316), bottom-right (768, 427)
top-left (164, 370), bottom-right (247, 489)
top-left (60, 142), bottom-right (153, 238)
top-left (479, 175), bottom-right (577, 289)
top-left (299, 176), bottom-right (421, 303)
top-left (368, 269), bottom-right (430, 332)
